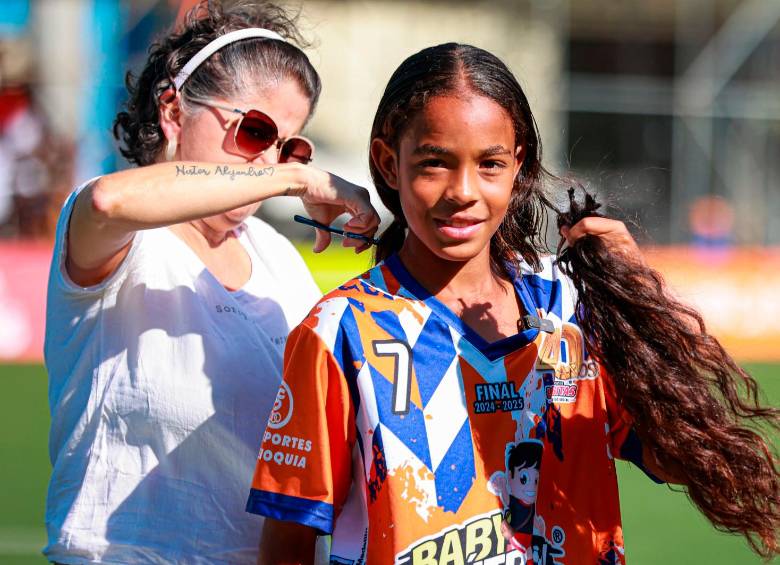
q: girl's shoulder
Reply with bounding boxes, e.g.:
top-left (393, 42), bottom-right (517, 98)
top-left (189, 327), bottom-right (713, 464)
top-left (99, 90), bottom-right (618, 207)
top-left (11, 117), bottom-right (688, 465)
top-left (520, 255), bottom-right (572, 287)
top-left (316, 261), bottom-right (407, 310)
top-left (297, 261), bottom-right (416, 343)
top-left (517, 254), bottom-right (580, 324)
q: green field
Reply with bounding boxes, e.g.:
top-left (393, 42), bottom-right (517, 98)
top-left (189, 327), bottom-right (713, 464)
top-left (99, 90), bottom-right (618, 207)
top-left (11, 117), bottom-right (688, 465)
top-left (2, 245), bottom-right (777, 564)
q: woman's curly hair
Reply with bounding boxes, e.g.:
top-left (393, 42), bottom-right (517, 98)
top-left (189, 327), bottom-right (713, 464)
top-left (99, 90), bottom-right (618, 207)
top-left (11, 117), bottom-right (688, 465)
top-left (113, 0), bottom-right (321, 166)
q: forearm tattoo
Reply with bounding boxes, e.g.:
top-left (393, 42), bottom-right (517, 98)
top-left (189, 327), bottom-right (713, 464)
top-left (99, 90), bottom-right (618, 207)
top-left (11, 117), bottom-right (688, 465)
top-left (175, 164), bottom-right (275, 180)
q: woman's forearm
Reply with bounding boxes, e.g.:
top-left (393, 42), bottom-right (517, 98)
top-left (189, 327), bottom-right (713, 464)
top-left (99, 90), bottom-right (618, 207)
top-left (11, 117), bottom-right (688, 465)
top-left (91, 161), bottom-right (309, 230)
top-left (66, 161), bottom-right (311, 277)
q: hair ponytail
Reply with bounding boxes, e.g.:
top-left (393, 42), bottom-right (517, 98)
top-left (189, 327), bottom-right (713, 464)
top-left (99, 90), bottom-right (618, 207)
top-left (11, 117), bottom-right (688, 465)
top-left (557, 188), bottom-right (780, 558)
top-left (375, 217), bottom-right (406, 264)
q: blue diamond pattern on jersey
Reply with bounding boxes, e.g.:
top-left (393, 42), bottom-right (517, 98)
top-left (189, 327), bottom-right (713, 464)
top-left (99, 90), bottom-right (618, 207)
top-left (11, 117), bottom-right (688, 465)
top-left (334, 305), bottom-right (366, 417)
top-left (433, 417), bottom-right (476, 512)
top-left (371, 309), bottom-right (407, 342)
top-left (369, 363), bottom-right (432, 469)
top-left (521, 273), bottom-right (561, 318)
top-left (411, 315), bottom-right (457, 406)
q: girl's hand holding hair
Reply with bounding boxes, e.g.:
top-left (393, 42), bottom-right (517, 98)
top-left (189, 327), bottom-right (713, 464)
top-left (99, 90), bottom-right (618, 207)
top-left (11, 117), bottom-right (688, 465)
top-left (560, 216), bottom-right (642, 261)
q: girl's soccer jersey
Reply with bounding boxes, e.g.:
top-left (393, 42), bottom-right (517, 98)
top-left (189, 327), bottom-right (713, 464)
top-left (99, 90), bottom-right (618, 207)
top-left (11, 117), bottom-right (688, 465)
top-left (247, 255), bottom-right (660, 564)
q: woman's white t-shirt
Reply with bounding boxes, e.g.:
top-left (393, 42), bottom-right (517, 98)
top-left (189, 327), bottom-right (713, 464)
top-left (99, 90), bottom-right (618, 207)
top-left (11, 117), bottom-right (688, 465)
top-left (43, 184), bottom-right (321, 564)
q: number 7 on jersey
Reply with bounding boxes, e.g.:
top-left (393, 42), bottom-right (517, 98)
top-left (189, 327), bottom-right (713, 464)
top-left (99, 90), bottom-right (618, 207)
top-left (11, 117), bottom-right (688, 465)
top-left (372, 340), bottom-right (412, 415)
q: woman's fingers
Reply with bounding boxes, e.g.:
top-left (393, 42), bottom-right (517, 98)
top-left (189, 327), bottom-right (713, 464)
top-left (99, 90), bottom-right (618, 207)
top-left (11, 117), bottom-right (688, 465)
top-left (312, 228), bottom-right (332, 254)
top-left (342, 190), bottom-right (380, 237)
top-left (302, 169), bottom-right (380, 248)
top-left (324, 173), bottom-right (378, 232)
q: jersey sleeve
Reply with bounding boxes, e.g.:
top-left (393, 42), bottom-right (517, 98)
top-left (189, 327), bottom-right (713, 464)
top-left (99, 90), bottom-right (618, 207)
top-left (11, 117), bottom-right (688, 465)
top-left (601, 368), bottom-right (665, 484)
top-left (246, 321), bottom-right (356, 533)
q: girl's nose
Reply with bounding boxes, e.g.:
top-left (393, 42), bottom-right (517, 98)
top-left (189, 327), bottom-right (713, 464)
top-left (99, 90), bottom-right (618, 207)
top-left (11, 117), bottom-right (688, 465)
top-left (445, 167), bottom-right (477, 204)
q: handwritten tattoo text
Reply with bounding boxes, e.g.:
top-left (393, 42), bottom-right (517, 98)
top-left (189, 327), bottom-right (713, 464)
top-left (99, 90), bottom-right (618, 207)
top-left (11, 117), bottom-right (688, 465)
top-left (175, 164), bottom-right (275, 180)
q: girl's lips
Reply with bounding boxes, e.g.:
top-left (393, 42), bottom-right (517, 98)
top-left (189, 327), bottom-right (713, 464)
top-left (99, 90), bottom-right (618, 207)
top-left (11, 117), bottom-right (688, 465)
top-left (434, 218), bottom-right (483, 240)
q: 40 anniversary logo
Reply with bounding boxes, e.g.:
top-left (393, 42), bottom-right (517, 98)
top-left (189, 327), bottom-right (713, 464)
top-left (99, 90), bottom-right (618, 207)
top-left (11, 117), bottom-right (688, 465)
top-left (394, 510), bottom-right (527, 565)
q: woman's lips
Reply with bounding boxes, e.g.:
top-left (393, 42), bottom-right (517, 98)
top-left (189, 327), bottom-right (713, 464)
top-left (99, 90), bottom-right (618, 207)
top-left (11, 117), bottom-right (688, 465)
top-left (434, 218), bottom-right (483, 240)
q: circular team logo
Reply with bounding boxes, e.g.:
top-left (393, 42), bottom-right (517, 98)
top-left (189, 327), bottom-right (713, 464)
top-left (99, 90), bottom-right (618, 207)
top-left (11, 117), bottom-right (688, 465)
top-left (551, 526), bottom-right (565, 545)
top-left (267, 381), bottom-right (294, 429)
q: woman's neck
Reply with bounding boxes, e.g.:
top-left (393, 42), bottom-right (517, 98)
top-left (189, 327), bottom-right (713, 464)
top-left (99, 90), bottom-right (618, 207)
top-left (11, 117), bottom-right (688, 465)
top-left (186, 219), bottom-right (233, 248)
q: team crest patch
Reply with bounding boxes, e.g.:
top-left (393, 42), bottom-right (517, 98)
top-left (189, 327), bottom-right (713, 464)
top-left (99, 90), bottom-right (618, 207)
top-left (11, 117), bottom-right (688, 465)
top-left (267, 380), bottom-right (294, 429)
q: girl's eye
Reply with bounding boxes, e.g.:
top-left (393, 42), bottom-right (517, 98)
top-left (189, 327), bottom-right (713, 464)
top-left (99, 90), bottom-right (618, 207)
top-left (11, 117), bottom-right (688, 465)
top-left (417, 159), bottom-right (446, 169)
top-left (481, 159), bottom-right (507, 170)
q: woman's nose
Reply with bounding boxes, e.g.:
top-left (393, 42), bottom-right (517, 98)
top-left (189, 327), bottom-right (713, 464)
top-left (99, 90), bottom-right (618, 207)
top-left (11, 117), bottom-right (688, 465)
top-left (251, 143), bottom-right (280, 165)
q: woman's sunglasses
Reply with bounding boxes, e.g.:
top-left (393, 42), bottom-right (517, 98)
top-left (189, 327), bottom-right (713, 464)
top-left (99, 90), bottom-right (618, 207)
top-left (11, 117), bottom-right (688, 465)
top-left (189, 99), bottom-right (314, 163)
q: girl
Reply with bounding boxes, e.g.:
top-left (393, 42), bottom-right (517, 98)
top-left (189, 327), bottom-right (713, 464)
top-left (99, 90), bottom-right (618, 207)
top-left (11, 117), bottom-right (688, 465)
top-left (247, 43), bottom-right (778, 564)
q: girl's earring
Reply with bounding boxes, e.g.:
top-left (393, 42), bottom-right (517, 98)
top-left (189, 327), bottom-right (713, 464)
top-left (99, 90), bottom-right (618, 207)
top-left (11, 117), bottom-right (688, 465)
top-left (165, 138), bottom-right (178, 161)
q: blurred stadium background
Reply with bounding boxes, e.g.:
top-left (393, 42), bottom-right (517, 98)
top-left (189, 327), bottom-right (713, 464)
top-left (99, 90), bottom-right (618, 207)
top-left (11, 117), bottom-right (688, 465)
top-left (1, 0), bottom-right (778, 563)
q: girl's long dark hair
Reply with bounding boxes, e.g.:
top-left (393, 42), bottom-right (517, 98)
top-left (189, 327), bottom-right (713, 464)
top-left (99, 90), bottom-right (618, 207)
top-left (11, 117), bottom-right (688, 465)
top-left (370, 43), bottom-right (779, 558)
top-left (557, 189), bottom-right (779, 558)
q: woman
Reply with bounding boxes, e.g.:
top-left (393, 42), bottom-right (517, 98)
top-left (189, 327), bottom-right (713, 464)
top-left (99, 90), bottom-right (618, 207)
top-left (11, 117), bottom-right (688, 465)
top-left (43, 2), bottom-right (378, 563)
top-left (249, 43), bottom-right (778, 563)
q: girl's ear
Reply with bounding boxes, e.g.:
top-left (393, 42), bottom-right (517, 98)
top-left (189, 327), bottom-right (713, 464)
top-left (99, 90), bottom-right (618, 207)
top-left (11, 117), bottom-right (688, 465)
top-left (513, 144), bottom-right (526, 179)
top-left (158, 95), bottom-right (182, 146)
top-left (370, 138), bottom-right (400, 190)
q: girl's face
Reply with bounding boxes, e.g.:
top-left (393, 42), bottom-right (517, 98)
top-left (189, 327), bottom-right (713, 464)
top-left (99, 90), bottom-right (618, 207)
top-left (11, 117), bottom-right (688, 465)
top-left (376, 94), bottom-right (523, 265)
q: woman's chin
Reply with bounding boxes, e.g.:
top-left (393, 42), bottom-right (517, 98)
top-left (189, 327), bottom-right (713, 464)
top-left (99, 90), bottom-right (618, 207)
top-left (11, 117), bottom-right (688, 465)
top-left (224, 212), bottom-right (250, 225)
top-left (223, 205), bottom-right (259, 226)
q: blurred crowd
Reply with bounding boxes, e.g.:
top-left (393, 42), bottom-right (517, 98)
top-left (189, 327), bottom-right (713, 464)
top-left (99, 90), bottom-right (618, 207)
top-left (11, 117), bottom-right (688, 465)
top-left (2, 0), bottom-right (776, 246)
top-left (0, 82), bottom-right (74, 240)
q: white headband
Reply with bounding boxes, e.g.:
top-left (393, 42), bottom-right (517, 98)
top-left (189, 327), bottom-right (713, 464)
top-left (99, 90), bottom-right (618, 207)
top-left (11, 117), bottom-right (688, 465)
top-left (172, 27), bottom-right (286, 91)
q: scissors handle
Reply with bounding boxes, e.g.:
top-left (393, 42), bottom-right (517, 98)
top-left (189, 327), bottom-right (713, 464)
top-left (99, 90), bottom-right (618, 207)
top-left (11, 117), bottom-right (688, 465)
top-left (293, 215), bottom-right (380, 246)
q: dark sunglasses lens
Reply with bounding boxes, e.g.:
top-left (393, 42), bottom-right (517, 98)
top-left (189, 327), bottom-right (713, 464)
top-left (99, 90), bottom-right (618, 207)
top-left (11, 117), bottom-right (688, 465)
top-left (279, 137), bottom-right (314, 164)
top-left (236, 111), bottom-right (277, 155)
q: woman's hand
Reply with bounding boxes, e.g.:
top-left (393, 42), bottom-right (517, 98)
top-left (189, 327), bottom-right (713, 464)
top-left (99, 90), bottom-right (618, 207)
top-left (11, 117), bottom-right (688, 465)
top-left (560, 217), bottom-right (643, 262)
top-left (299, 166), bottom-right (380, 253)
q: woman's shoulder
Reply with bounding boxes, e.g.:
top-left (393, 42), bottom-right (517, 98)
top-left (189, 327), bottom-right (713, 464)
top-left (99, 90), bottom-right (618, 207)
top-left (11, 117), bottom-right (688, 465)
top-left (241, 215), bottom-right (306, 266)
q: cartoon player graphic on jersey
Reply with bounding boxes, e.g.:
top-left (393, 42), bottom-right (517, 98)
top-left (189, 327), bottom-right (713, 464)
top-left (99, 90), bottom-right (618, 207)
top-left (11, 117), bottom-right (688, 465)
top-left (488, 439), bottom-right (542, 558)
top-left (494, 440), bottom-right (542, 534)
top-left (489, 439), bottom-right (565, 564)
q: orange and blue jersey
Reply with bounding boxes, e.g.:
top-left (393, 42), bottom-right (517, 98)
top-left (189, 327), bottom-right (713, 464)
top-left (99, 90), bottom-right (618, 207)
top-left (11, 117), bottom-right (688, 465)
top-left (247, 255), bottom-right (661, 564)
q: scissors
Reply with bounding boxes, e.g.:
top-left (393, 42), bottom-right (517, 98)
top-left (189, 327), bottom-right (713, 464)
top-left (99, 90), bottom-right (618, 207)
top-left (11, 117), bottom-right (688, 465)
top-left (293, 215), bottom-right (380, 246)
